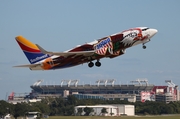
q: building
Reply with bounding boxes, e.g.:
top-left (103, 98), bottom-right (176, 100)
top-left (7, 79), bottom-right (180, 103)
top-left (25, 112), bottom-right (41, 119)
top-left (7, 92), bottom-right (41, 104)
top-left (75, 104), bottom-right (134, 116)
top-left (73, 93), bottom-right (136, 102)
top-left (152, 80), bottom-right (179, 103)
top-left (178, 89), bottom-right (180, 101)
top-left (73, 94), bottom-right (105, 100)
top-left (30, 79), bottom-right (154, 102)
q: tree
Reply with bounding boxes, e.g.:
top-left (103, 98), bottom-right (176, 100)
top-left (0, 100), bottom-right (14, 117)
top-left (31, 102), bottom-right (50, 115)
top-left (101, 108), bottom-right (107, 116)
top-left (13, 103), bottom-right (30, 119)
top-left (64, 105), bottom-right (74, 116)
top-left (77, 108), bottom-right (83, 116)
top-left (83, 107), bottom-right (94, 116)
top-left (110, 112), bottom-right (114, 116)
top-left (67, 95), bottom-right (77, 106)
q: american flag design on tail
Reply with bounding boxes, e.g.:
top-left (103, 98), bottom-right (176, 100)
top-left (94, 37), bottom-right (113, 55)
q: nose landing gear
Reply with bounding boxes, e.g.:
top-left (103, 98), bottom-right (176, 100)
top-left (142, 39), bottom-right (150, 49)
top-left (142, 45), bottom-right (146, 49)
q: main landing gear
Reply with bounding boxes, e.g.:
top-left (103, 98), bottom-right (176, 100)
top-left (88, 61), bottom-right (94, 68)
top-left (88, 60), bottom-right (101, 68)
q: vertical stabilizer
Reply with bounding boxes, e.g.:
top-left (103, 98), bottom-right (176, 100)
top-left (15, 36), bottom-right (50, 64)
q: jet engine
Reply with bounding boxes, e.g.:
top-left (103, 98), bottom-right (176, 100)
top-left (109, 49), bottom-right (126, 58)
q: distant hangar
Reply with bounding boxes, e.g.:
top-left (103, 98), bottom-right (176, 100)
top-left (75, 104), bottom-right (135, 116)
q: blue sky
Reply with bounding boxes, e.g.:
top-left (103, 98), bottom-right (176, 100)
top-left (0, 1), bottom-right (180, 100)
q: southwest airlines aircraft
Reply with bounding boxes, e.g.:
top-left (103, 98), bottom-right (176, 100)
top-left (15, 27), bottom-right (157, 70)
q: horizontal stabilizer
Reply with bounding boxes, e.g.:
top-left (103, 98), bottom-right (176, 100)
top-left (36, 44), bottom-right (95, 56)
top-left (13, 64), bottom-right (40, 68)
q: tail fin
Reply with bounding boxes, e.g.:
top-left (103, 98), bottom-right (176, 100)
top-left (15, 36), bottom-right (50, 64)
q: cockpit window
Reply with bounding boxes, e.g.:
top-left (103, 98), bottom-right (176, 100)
top-left (142, 28), bottom-right (149, 31)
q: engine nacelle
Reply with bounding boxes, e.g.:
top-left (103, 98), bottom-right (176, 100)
top-left (109, 49), bottom-right (126, 58)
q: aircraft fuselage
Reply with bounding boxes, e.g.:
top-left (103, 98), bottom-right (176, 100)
top-left (15, 27), bottom-right (158, 70)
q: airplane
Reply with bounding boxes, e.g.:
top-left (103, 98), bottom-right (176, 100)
top-left (14, 27), bottom-right (158, 70)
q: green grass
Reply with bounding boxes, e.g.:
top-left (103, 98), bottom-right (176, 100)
top-left (47, 115), bottom-right (180, 119)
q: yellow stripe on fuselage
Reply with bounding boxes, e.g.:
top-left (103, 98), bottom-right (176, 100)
top-left (15, 36), bottom-right (39, 50)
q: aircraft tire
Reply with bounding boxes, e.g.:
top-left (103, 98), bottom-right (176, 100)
top-left (95, 61), bottom-right (101, 67)
top-left (88, 62), bottom-right (94, 68)
top-left (143, 45), bottom-right (146, 49)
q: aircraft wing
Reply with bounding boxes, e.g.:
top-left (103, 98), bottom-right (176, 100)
top-left (36, 44), bottom-right (95, 57)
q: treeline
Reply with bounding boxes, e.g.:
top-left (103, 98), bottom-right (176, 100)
top-left (0, 95), bottom-right (180, 118)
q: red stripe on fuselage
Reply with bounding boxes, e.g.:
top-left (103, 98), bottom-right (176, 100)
top-left (17, 40), bottom-right (40, 53)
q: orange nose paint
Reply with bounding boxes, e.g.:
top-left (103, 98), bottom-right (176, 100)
top-left (138, 34), bottom-right (142, 37)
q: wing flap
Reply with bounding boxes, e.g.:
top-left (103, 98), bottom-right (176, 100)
top-left (36, 44), bottom-right (95, 57)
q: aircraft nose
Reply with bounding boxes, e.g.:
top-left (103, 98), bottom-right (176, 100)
top-left (149, 28), bottom-right (158, 38)
top-left (151, 29), bottom-right (158, 36)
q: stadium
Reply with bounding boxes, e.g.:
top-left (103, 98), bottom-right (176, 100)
top-left (30, 79), bottom-right (153, 95)
top-left (30, 79), bottom-right (179, 102)
top-left (7, 79), bottom-right (179, 104)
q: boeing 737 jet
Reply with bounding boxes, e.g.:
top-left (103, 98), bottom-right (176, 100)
top-left (14, 27), bottom-right (157, 70)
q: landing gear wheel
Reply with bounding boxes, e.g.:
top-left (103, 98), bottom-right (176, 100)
top-left (95, 61), bottom-right (101, 67)
top-left (143, 45), bottom-right (146, 49)
top-left (88, 62), bottom-right (94, 68)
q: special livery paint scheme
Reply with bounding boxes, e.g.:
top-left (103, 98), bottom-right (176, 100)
top-left (15, 27), bottom-right (157, 70)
